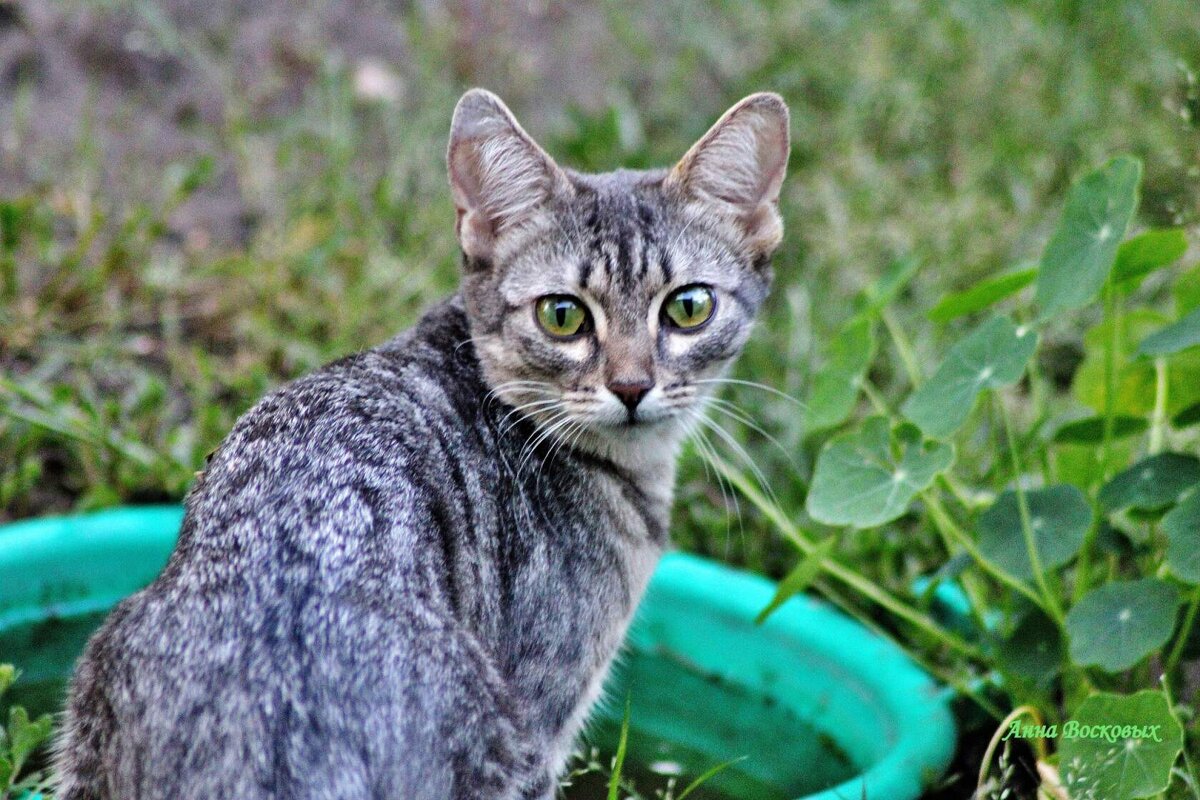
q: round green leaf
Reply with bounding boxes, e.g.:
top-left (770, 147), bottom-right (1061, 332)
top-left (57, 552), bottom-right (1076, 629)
top-left (1036, 156), bottom-right (1142, 316)
top-left (804, 318), bottom-right (875, 432)
top-left (1066, 579), bottom-right (1181, 672)
top-left (1098, 452), bottom-right (1200, 512)
top-left (1060, 690), bottom-right (1183, 800)
top-left (996, 609), bottom-right (1064, 688)
top-left (806, 416), bottom-right (954, 528)
top-left (1138, 305), bottom-right (1200, 357)
top-left (977, 485), bottom-right (1091, 580)
top-left (902, 315), bottom-right (1038, 438)
top-left (1052, 415), bottom-right (1148, 444)
top-left (1164, 487), bottom-right (1200, 583)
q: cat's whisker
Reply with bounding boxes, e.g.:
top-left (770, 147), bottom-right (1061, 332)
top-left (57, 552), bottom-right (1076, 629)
top-left (698, 395), bottom-right (800, 471)
top-left (681, 409), bottom-right (744, 555)
top-left (691, 378), bottom-right (809, 411)
top-left (515, 410), bottom-right (576, 478)
top-left (498, 398), bottom-right (565, 436)
top-left (688, 406), bottom-right (783, 513)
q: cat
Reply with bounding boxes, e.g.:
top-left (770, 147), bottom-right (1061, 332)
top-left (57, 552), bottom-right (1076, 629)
top-left (55, 88), bottom-right (789, 800)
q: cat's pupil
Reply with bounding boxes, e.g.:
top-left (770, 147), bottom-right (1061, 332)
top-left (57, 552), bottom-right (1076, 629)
top-left (682, 297), bottom-right (694, 317)
top-left (556, 305), bottom-right (567, 326)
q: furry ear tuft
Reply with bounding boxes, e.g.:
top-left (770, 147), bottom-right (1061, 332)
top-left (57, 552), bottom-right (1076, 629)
top-left (447, 89), bottom-right (567, 260)
top-left (667, 93), bottom-right (790, 255)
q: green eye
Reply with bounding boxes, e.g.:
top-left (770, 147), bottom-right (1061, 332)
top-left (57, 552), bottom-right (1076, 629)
top-left (535, 295), bottom-right (590, 338)
top-left (663, 285), bottom-right (715, 330)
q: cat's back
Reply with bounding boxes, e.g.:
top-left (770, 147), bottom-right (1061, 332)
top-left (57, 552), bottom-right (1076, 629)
top-left (55, 298), bottom-right (513, 800)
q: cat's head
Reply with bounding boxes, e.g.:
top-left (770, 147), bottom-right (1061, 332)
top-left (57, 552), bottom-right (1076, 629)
top-left (447, 89), bottom-right (788, 459)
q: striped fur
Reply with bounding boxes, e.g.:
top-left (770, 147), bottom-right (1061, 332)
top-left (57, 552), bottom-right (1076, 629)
top-left (55, 90), bottom-right (789, 800)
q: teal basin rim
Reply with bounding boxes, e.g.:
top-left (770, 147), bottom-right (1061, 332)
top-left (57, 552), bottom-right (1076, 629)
top-left (0, 507), bottom-right (955, 800)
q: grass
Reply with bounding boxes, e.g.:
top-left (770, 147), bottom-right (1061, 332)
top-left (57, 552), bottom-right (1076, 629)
top-left (3, 1), bottom-right (1200, 797)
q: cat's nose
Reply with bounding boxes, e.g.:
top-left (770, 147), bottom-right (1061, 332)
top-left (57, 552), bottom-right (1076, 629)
top-left (607, 380), bottom-right (654, 412)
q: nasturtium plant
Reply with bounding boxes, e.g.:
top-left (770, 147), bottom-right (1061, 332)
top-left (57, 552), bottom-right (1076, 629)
top-left (1059, 691), bottom-right (1183, 800)
top-left (1071, 309), bottom-right (1200, 417)
top-left (1164, 488), bottom-right (1200, 584)
top-left (1098, 452), bottom-right (1200, 512)
top-left (1137, 305), bottom-right (1200, 357)
top-left (926, 265), bottom-right (1036, 323)
top-left (996, 609), bottom-right (1064, 689)
top-left (806, 416), bottom-right (954, 527)
top-left (1065, 579), bottom-right (1181, 672)
top-left (1035, 155), bottom-right (1141, 316)
top-left (740, 154), bottom-right (1200, 800)
top-left (1111, 228), bottom-right (1188, 287)
top-left (1051, 414), bottom-right (1148, 444)
top-left (804, 318), bottom-right (874, 432)
top-left (977, 485), bottom-right (1090, 580)
top-left (902, 315), bottom-right (1037, 438)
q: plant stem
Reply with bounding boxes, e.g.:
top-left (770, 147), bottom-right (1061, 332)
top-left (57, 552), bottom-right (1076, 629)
top-left (814, 578), bottom-right (1004, 719)
top-left (998, 397), bottom-right (1066, 626)
top-left (881, 307), bottom-right (924, 389)
top-left (1165, 585), bottom-right (1200, 679)
top-left (977, 705), bottom-right (1050, 793)
top-left (1098, 282), bottom-right (1121, 483)
top-left (1149, 356), bottom-right (1169, 454)
top-left (711, 455), bottom-right (987, 662)
top-left (922, 489), bottom-right (1054, 616)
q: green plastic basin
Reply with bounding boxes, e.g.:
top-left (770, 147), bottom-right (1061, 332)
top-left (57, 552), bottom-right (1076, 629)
top-left (0, 507), bottom-right (955, 800)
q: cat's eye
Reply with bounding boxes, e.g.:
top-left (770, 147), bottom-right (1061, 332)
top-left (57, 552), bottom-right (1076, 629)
top-left (662, 285), bottom-right (715, 330)
top-left (535, 295), bottom-right (591, 338)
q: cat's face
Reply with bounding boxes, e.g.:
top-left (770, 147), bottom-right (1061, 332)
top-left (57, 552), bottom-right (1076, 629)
top-left (447, 90), bottom-right (789, 456)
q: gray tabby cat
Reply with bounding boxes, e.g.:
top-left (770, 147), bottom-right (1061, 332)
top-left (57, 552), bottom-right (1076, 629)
top-left (55, 88), bottom-right (789, 800)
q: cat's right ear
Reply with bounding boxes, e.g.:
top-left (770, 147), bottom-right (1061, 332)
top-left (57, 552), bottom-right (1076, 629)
top-left (447, 89), bottom-right (569, 262)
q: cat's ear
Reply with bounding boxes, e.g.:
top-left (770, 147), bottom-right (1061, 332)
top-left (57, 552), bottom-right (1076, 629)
top-left (447, 89), bottom-right (569, 261)
top-left (666, 93), bottom-right (790, 255)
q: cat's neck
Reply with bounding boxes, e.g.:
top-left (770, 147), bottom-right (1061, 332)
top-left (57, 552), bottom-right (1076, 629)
top-left (568, 422), bottom-right (686, 507)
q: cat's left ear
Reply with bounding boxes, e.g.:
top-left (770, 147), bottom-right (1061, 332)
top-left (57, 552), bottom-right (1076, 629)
top-left (666, 93), bottom-right (790, 256)
top-left (447, 88), bottom-right (570, 262)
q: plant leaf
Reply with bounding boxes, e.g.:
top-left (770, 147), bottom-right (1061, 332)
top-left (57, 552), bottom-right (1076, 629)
top-left (804, 318), bottom-right (875, 431)
top-left (0, 664), bottom-right (14, 697)
top-left (855, 256), bottom-right (920, 318)
top-left (1137, 306), bottom-right (1200, 357)
top-left (0, 755), bottom-right (13, 790)
top-left (902, 315), bottom-right (1038, 438)
top-left (997, 609), bottom-right (1064, 688)
top-left (1098, 452), bottom-right (1200, 512)
top-left (1164, 487), bottom-right (1200, 584)
top-left (1052, 415), bottom-right (1148, 444)
top-left (1066, 579), bottom-right (1181, 671)
top-left (6, 706), bottom-right (53, 775)
top-left (1036, 156), bottom-right (1141, 316)
top-left (1060, 691), bottom-right (1183, 800)
top-left (1112, 228), bottom-right (1188, 286)
top-left (1174, 401), bottom-right (1200, 429)
top-left (806, 416), bottom-right (954, 527)
top-left (755, 538), bottom-right (836, 624)
top-left (927, 265), bottom-right (1037, 323)
top-left (977, 485), bottom-right (1091, 580)
top-left (1072, 310), bottom-right (1200, 416)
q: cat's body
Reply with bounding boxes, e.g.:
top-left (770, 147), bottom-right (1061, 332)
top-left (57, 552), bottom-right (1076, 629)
top-left (57, 90), bottom-right (789, 799)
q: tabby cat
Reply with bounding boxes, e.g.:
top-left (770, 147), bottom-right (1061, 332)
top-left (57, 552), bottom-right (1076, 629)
top-left (56, 88), bottom-right (789, 800)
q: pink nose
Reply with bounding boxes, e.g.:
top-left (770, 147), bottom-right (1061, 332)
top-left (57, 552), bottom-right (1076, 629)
top-left (608, 381), bottom-right (653, 412)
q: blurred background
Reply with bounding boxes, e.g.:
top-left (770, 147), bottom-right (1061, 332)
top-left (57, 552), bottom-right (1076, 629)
top-left (1, 0), bottom-right (1198, 567)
